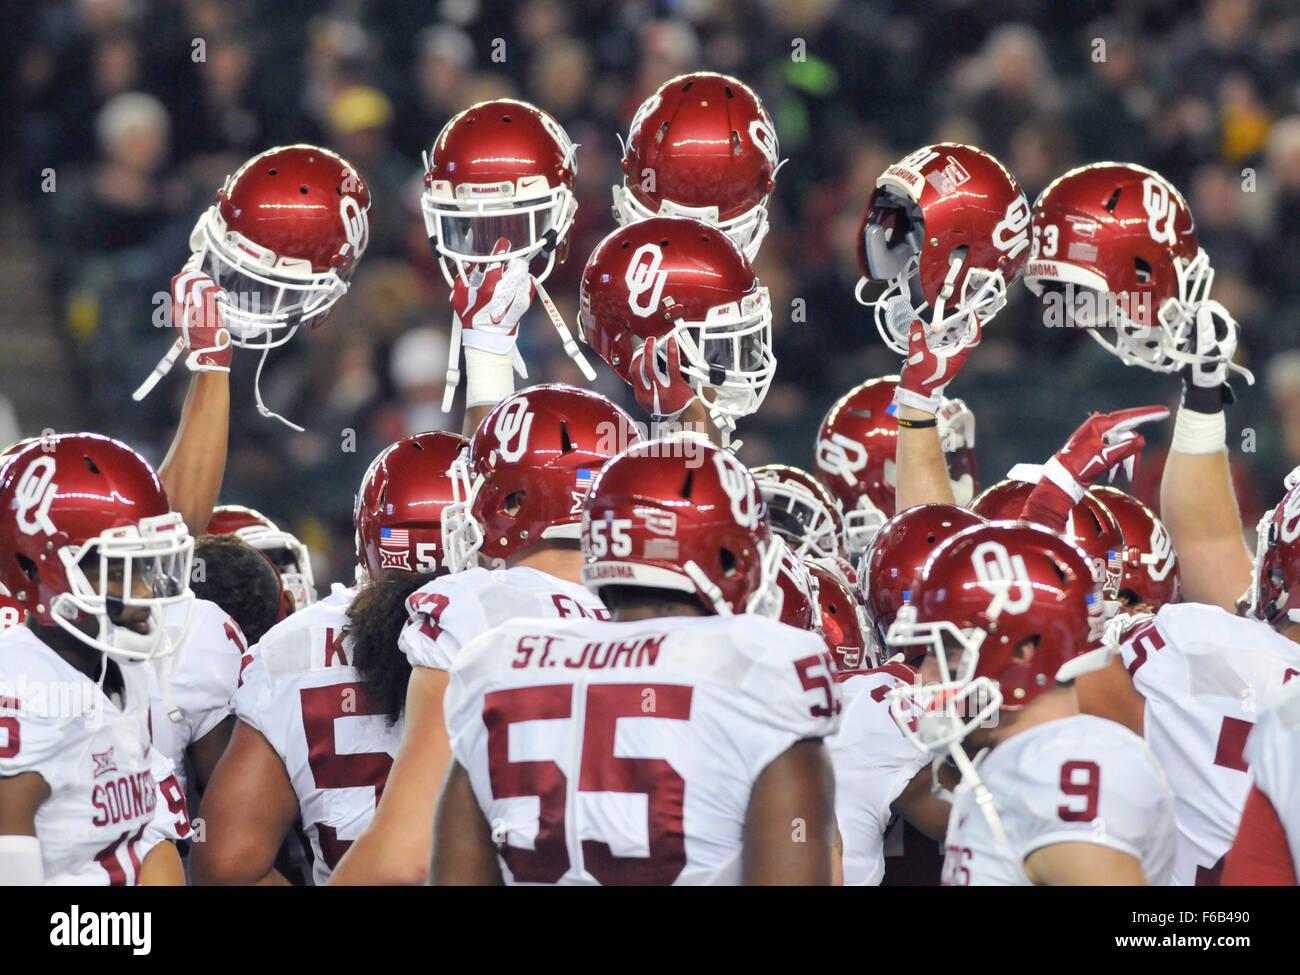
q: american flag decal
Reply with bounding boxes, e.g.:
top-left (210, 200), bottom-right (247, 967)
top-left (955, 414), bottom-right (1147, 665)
top-left (574, 468), bottom-right (594, 487)
top-left (380, 527), bottom-right (409, 548)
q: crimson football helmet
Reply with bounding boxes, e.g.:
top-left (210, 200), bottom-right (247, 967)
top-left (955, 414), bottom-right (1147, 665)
top-left (422, 99), bottom-right (577, 287)
top-left (207, 505), bottom-right (316, 613)
top-left (862, 503), bottom-right (985, 662)
top-left (191, 144), bottom-right (370, 348)
top-left (1089, 485), bottom-right (1180, 610)
top-left (806, 560), bottom-right (870, 671)
top-left (771, 538), bottom-right (817, 630)
top-left (613, 72), bottom-right (781, 261)
top-left (886, 522), bottom-right (1106, 754)
top-left (353, 431), bottom-right (468, 584)
top-left (579, 216), bottom-right (773, 433)
top-left (815, 376), bottom-right (977, 554)
top-left (445, 384), bottom-right (643, 573)
top-left (0, 434), bottom-right (194, 660)
top-left (857, 143), bottom-right (1030, 355)
top-left (971, 478), bottom-right (1124, 600)
top-left (752, 464), bottom-right (845, 561)
top-left (1024, 162), bottom-right (1215, 372)
top-left (580, 438), bottom-right (779, 616)
top-left (1246, 467), bottom-right (1300, 627)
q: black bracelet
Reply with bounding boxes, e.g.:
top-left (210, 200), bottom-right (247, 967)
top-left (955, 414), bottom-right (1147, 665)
top-left (895, 415), bottom-right (938, 429)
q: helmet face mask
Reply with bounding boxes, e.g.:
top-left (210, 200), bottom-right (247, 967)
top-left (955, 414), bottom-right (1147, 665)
top-left (669, 289), bottom-right (775, 425)
top-left (753, 466), bottom-right (844, 561)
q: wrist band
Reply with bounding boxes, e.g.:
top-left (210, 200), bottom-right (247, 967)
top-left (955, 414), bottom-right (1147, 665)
top-left (1171, 405), bottom-right (1227, 455)
top-left (464, 346), bottom-right (516, 408)
top-left (895, 415), bottom-right (937, 429)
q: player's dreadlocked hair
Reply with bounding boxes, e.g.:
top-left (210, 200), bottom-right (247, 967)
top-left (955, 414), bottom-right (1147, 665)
top-left (192, 534), bottom-right (283, 645)
top-left (345, 573), bottom-right (426, 726)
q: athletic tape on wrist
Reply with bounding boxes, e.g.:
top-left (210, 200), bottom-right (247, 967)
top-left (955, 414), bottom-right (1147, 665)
top-left (1171, 405), bottom-right (1227, 455)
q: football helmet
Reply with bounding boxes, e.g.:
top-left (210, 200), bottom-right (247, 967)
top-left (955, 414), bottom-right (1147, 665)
top-left (885, 522), bottom-right (1106, 755)
top-left (445, 384), bottom-right (642, 573)
top-left (353, 431), bottom-right (469, 585)
top-left (613, 72), bottom-right (781, 261)
top-left (771, 538), bottom-right (817, 630)
top-left (806, 560), bottom-right (870, 671)
top-left (579, 216), bottom-right (774, 433)
top-left (1089, 485), bottom-right (1180, 610)
top-left (857, 143), bottom-right (1030, 355)
top-left (422, 99), bottom-right (577, 287)
top-left (191, 144), bottom-right (370, 348)
top-left (814, 376), bottom-right (977, 554)
top-left (1024, 162), bottom-right (1214, 372)
top-left (580, 438), bottom-right (779, 616)
top-left (0, 434), bottom-right (194, 660)
top-left (1246, 467), bottom-right (1300, 627)
top-left (207, 505), bottom-right (317, 613)
top-left (971, 478), bottom-right (1124, 600)
top-left (752, 464), bottom-right (845, 561)
top-left (862, 503), bottom-right (985, 663)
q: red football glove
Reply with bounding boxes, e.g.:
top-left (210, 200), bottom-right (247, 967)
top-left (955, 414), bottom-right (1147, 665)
top-left (171, 258), bottom-right (231, 373)
top-left (451, 238), bottom-right (535, 354)
top-left (629, 335), bottom-right (695, 419)
top-left (894, 317), bottom-right (979, 413)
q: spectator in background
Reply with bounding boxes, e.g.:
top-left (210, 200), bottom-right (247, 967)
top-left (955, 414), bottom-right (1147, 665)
top-left (1262, 116), bottom-right (1300, 308)
top-left (951, 23), bottom-right (1064, 159)
top-left (1065, 19), bottom-right (1151, 162)
top-left (398, 25), bottom-right (474, 159)
top-left (377, 326), bottom-right (449, 442)
top-left (1265, 351), bottom-right (1300, 475)
top-left (324, 85), bottom-right (412, 260)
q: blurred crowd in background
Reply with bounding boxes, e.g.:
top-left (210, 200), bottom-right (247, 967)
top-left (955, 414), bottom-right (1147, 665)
top-left (5, 0), bottom-right (1300, 583)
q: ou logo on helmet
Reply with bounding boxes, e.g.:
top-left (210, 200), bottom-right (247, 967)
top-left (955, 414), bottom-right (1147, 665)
top-left (748, 119), bottom-right (780, 170)
top-left (713, 452), bottom-right (761, 530)
top-left (494, 400), bottom-right (534, 463)
top-left (339, 193), bottom-right (370, 255)
top-left (626, 243), bottom-right (668, 316)
top-left (1142, 177), bottom-right (1179, 246)
top-left (1278, 487), bottom-right (1300, 545)
top-left (14, 456), bottom-right (59, 537)
top-left (971, 540), bottom-right (1033, 617)
top-left (1146, 521), bottom-right (1176, 581)
top-left (815, 434), bottom-right (867, 484)
top-left (993, 196), bottom-right (1031, 261)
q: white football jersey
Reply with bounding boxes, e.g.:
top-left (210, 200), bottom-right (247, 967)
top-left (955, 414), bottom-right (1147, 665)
top-left (1118, 603), bottom-right (1300, 884)
top-left (0, 627), bottom-right (189, 884)
top-left (231, 584), bottom-right (401, 885)
top-left (827, 662), bottom-right (930, 885)
top-left (445, 613), bottom-right (842, 885)
top-left (147, 598), bottom-right (246, 796)
top-left (398, 566), bottom-right (609, 672)
top-left (1243, 676), bottom-right (1300, 875)
top-left (943, 714), bottom-right (1176, 886)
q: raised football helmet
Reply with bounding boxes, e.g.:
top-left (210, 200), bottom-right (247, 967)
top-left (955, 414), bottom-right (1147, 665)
top-left (580, 438), bottom-right (779, 616)
top-left (752, 464), bottom-right (845, 561)
top-left (191, 144), bottom-right (370, 348)
top-left (862, 503), bottom-right (985, 662)
top-left (885, 522), bottom-right (1106, 755)
top-left (422, 99), bottom-right (577, 287)
top-left (579, 216), bottom-right (774, 434)
top-left (814, 376), bottom-right (977, 554)
top-left (1246, 467), bottom-right (1300, 627)
top-left (445, 384), bottom-right (642, 573)
top-left (1024, 162), bottom-right (1216, 372)
top-left (207, 505), bottom-right (317, 613)
top-left (1089, 485), bottom-right (1180, 610)
top-left (857, 143), bottom-right (1030, 355)
top-left (353, 431), bottom-right (469, 585)
top-left (613, 72), bottom-right (781, 261)
top-left (971, 478), bottom-right (1124, 600)
top-left (0, 434), bottom-right (194, 660)
top-left (806, 560), bottom-right (870, 671)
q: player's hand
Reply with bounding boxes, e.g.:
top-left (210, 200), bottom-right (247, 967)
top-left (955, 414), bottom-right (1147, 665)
top-left (629, 335), bottom-right (695, 419)
top-left (1046, 406), bottom-right (1170, 501)
top-left (894, 317), bottom-right (979, 414)
top-left (171, 256), bottom-right (232, 373)
top-left (1178, 301), bottom-right (1254, 411)
top-left (452, 238), bottom-right (535, 353)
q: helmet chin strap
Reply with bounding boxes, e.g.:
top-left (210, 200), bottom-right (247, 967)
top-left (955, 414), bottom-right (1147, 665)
top-left (948, 743), bottom-right (1008, 846)
top-left (253, 343), bottom-right (305, 432)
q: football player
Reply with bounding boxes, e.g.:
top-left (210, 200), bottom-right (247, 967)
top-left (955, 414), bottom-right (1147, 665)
top-left (753, 464), bottom-right (847, 563)
top-left (0, 435), bottom-right (193, 884)
top-left (329, 385), bottom-right (642, 884)
top-left (207, 505), bottom-right (317, 615)
top-left (432, 439), bottom-right (838, 885)
top-left (192, 431), bottom-right (464, 885)
top-left (887, 522), bottom-right (1177, 885)
top-left (1223, 677), bottom-right (1300, 885)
